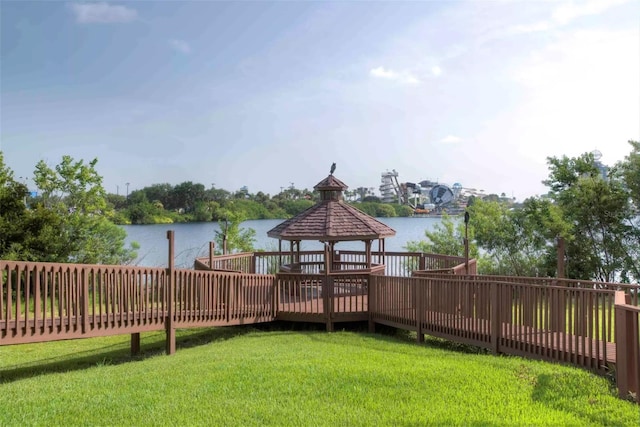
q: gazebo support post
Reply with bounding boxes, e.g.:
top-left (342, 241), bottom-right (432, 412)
top-left (365, 240), bottom-right (372, 268)
top-left (289, 241), bottom-right (294, 270)
top-left (323, 243), bottom-right (334, 331)
top-left (379, 238), bottom-right (386, 266)
top-left (330, 242), bottom-right (336, 272)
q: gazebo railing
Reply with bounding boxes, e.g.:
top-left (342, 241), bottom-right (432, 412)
top-left (195, 250), bottom-right (469, 277)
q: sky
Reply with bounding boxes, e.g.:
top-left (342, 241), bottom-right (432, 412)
top-left (1, 0), bottom-right (639, 200)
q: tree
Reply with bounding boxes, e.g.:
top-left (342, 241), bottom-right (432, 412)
top-left (351, 202), bottom-right (378, 217)
top-left (355, 187), bottom-right (371, 201)
top-left (207, 187), bottom-right (231, 203)
top-left (411, 146), bottom-right (640, 280)
top-left (375, 204), bottom-right (397, 217)
top-left (404, 197), bottom-right (568, 276)
top-left (279, 199), bottom-right (314, 217)
top-left (106, 193), bottom-right (127, 210)
top-left (168, 181), bottom-right (206, 212)
top-left (0, 152), bottom-right (30, 259)
top-left (617, 140), bottom-right (640, 207)
top-left (142, 183), bottom-right (173, 208)
top-left (470, 198), bottom-right (566, 276)
top-left (616, 141), bottom-right (640, 280)
top-left (405, 213), bottom-right (479, 259)
top-left (545, 151), bottom-right (639, 282)
top-left (31, 155), bottom-right (137, 264)
top-left (214, 211), bottom-right (256, 254)
top-left (392, 204), bottom-right (415, 217)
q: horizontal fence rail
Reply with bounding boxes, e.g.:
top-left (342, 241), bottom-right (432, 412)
top-left (196, 250), bottom-right (469, 277)
top-left (419, 273), bottom-right (640, 306)
top-left (369, 275), bottom-right (620, 374)
top-left (1, 261), bottom-right (168, 345)
top-left (1, 261), bottom-right (276, 347)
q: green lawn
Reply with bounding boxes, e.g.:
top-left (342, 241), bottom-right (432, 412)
top-left (0, 327), bottom-right (637, 426)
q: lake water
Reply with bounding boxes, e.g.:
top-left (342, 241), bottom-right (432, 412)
top-left (122, 217), bottom-right (444, 268)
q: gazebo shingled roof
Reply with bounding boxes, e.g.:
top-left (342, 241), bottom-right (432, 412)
top-left (267, 174), bottom-right (396, 242)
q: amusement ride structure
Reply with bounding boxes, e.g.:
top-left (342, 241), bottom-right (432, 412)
top-left (380, 170), bottom-right (466, 214)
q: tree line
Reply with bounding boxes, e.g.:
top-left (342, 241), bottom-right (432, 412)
top-left (106, 181), bottom-right (414, 225)
top-left (0, 153), bottom-right (414, 262)
top-left (406, 141), bottom-right (639, 282)
top-left (2, 141), bottom-right (638, 283)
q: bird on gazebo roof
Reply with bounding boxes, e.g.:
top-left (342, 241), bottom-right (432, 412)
top-left (330, 162), bottom-right (336, 175)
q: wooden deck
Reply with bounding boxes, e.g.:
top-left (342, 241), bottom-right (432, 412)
top-left (3, 257), bottom-right (637, 401)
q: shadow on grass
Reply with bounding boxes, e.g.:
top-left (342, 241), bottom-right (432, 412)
top-left (531, 373), bottom-right (623, 425)
top-left (0, 321), bottom-right (491, 384)
top-left (0, 326), bottom-right (259, 384)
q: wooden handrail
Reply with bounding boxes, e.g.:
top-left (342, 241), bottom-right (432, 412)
top-left (615, 291), bottom-right (640, 402)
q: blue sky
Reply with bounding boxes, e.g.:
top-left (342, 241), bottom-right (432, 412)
top-left (2, 1), bottom-right (638, 200)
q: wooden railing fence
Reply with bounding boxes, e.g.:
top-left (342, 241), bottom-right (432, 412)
top-left (418, 273), bottom-right (640, 306)
top-left (196, 250), bottom-right (468, 277)
top-left (1, 260), bottom-right (276, 351)
top-left (3, 243), bottom-right (639, 403)
top-left (369, 275), bottom-right (620, 372)
top-left (1, 261), bottom-right (169, 345)
top-left (615, 292), bottom-right (640, 401)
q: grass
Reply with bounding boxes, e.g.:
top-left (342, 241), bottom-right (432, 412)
top-left (1, 326), bottom-right (638, 426)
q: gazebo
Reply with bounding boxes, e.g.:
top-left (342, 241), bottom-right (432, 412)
top-left (267, 171), bottom-right (396, 274)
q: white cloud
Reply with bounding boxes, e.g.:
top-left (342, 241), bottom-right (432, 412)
top-left (510, 21), bottom-right (551, 35)
top-left (70, 2), bottom-right (137, 24)
top-left (370, 66), bottom-right (398, 79)
top-left (552, 0), bottom-right (629, 25)
top-left (404, 75), bottom-right (420, 84)
top-left (510, 0), bottom-right (630, 35)
top-left (169, 39), bottom-right (192, 54)
top-left (431, 66), bottom-right (442, 77)
top-left (440, 135), bottom-right (463, 144)
top-left (370, 66), bottom-right (420, 84)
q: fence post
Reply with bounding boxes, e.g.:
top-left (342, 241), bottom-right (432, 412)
top-left (251, 253), bottom-right (256, 274)
top-left (165, 230), bottom-right (176, 355)
top-left (324, 274), bottom-right (334, 332)
top-left (209, 242), bottom-right (215, 270)
top-left (368, 275), bottom-right (375, 333)
top-left (82, 268), bottom-right (89, 334)
top-left (491, 282), bottom-right (500, 354)
top-left (131, 332), bottom-right (141, 356)
top-left (550, 285), bottom-right (566, 333)
top-left (272, 275), bottom-right (278, 319)
top-left (416, 278), bottom-right (424, 343)
top-left (615, 291), bottom-right (638, 400)
top-left (419, 253), bottom-right (426, 271)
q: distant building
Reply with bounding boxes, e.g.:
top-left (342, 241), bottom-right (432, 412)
top-left (380, 170), bottom-right (400, 203)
